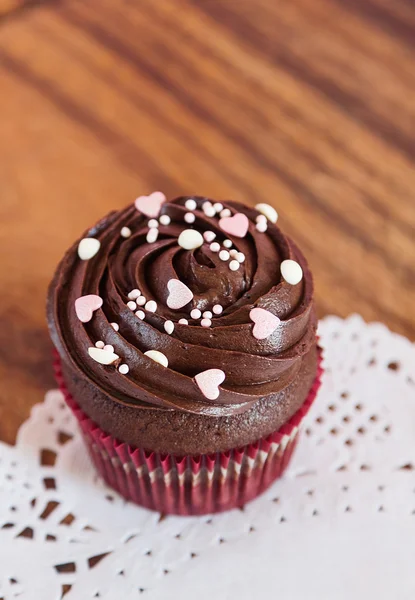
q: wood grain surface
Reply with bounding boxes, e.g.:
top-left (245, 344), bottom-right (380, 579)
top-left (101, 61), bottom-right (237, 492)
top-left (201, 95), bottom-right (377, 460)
top-left (0, 0), bottom-right (414, 445)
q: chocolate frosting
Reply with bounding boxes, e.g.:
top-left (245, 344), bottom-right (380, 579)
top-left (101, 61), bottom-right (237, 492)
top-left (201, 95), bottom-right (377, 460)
top-left (48, 197), bottom-right (317, 418)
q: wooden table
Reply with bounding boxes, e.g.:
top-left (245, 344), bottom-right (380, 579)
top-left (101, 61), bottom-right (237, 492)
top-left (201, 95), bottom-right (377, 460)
top-left (1, 0), bottom-right (414, 445)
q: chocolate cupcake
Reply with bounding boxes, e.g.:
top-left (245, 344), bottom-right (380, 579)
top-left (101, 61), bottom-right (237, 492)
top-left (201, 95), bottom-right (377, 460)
top-left (48, 194), bottom-right (322, 515)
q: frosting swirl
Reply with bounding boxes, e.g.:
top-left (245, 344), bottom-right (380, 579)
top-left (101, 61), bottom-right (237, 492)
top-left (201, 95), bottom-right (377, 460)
top-left (48, 196), bottom-right (317, 417)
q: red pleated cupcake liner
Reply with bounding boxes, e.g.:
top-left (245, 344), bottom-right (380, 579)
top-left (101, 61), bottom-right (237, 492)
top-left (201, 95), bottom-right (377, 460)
top-left (53, 352), bottom-right (323, 515)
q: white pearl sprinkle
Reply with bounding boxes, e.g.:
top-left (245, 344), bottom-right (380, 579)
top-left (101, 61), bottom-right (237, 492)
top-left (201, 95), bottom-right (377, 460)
top-left (148, 219), bottom-right (159, 228)
top-left (255, 203), bottom-right (278, 224)
top-left (256, 221), bottom-right (268, 233)
top-left (213, 202), bottom-right (223, 213)
top-left (178, 229), bottom-right (204, 250)
top-left (118, 364), bottom-right (129, 375)
top-left (220, 209), bottom-right (231, 218)
top-left (159, 214), bottom-right (171, 226)
top-left (213, 304), bottom-right (223, 315)
top-left (219, 250), bottom-right (230, 261)
top-left (280, 260), bottom-right (303, 285)
top-left (128, 289), bottom-right (141, 300)
top-left (223, 239), bottom-right (232, 248)
top-left (146, 228), bottom-right (159, 243)
top-left (201, 318), bottom-right (212, 328)
top-left (190, 309), bottom-right (202, 319)
top-left (110, 322), bottom-right (120, 332)
top-left (178, 318), bottom-right (189, 325)
top-left (236, 252), bottom-right (245, 263)
top-left (184, 212), bottom-right (196, 224)
top-left (121, 227), bottom-right (132, 238)
top-left (135, 310), bottom-right (145, 320)
top-left (127, 301), bottom-right (137, 310)
top-left (203, 311), bottom-right (212, 319)
top-left (203, 204), bottom-right (216, 218)
top-left (229, 260), bottom-right (240, 271)
top-left (210, 242), bottom-right (220, 253)
top-left (104, 344), bottom-right (115, 353)
top-left (145, 300), bottom-right (157, 312)
top-left (95, 341), bottom-right (105, 349)
top-left (78, 238), bottom-right (101, 260)
top-left (229, 249), bottom-right (238, 258)
top-left (204, 231), bottom-right (216, 243)
top-left (144, 350), bottom-right (169, 368)
top-left (256, 214), bottom-right (267, 224)
top-left (164, 320), bottom-right (174, 335)
top-left (136, 295), bottom-right (146, 306)
top-left (185, 199), bottom-right (197, 211)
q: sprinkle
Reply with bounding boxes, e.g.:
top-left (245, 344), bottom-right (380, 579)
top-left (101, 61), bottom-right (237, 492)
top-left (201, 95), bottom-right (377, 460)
top-left (136, 296), bottom-right (146, 306)
top-left (255, 203), bottom-right (278, 224)
top-left (219, 250), bottom-right (230, 261)
top-left (191, 309), bottom-right (202, 319)
top-left (256, 214), bottom-right (267, 224)
top-left (280, 260), bottom-right (303, 285)
top-left (236, 252), bottom-right (245, 263)
top-left (203, 311), bottom-right (213, 319)
top-left (229, 260), bottom-right (240, 271)
top-left (250, 307), bottom-right (281, 340)
top-left (118, 364), bottom-right (129, 375)
top-left (121, 227), bottom-right (132, 238)
top-left (135, 191), bottom-right (166, 218)
top-left (135, 310), bottom-right (145, 320)
top-left (178, 229), bottom-right (204, 250)
top-left (164, 320), bottom-right (175, 335)
top-left (167, 279), bottom-right (194, 309)
top-left (110, 322), bottom-right (120, 332)
top-left (178, 318), bottom-right (189, 325)
top-left (159, 214), bottom-right (171, 226)
top-left (127, 301), bottom-right (137, 311)
top-left (203, 231), bottom-right (216, 243)
top-left (255, 221), bottom-right (268, 233)
top-left (220, 209), bottom-right (231, 218)
top-left (144, 350), bottom-right (169, 368)
top-left (95, 341), bottom-right (105, 349)
top-left (146, 228), bottom-right (159, 243)
top-left (213, 304), bottom-right (223, 315)
top-left (78, 238), bottom-right (101, 260)
top-left (213, 202), bottom-right (223, 213)
top-left (195, 369), bottom-right (225, 400)
top-left (210, 242), bottom-right (220, 253)
top-left (184, 212), bottom-right (196, 224)
top-left (185, 199), bottom-right (197, 211)
top-left (145, 300), bottom-right (157, 312)
top-left (88, 347), bottom-right (119, 365)
top-left (75, 295), bottom-right (103, 323)
top-left (203, 204), bottom-right (216, 218)
top-left (148, 219), bottom-right (159, 228)
top-left (128, 289), bottom-right (141, 300)
top-left (229, 249), bottom-right (238, 258)
top-left (219, 213), bottom-right (249, 238)
top-left (223, 239), bottom-right (233, 248)
top-left (104, 344), bottom-right (115, 353)
top-left (201, 318), bottom-right (212, 328)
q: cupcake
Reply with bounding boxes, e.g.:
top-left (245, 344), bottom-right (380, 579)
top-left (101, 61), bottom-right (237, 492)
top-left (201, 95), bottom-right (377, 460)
top-left (48, 193), bottom-right (322, 515)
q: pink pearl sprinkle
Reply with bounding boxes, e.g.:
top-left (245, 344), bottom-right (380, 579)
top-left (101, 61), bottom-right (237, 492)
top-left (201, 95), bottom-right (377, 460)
top-left (210, 242), bottom-right (220, 253)
top-left (201, 318), bottom-right (212, 328)
top-left (213, 304), bottom-right (223, 315)
top-left (204, 231), bottom-right (216, 243)
top-left (203, 311), bottom-right (212, 319)
top-left (190, 309), bottom-right (202, 319)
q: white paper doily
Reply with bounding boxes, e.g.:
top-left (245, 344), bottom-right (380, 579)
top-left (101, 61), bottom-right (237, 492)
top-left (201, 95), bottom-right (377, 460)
top-left (1, 315), bottom-right (415, 599)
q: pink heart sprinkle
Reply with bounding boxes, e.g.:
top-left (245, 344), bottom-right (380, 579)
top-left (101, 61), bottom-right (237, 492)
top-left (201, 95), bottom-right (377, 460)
top-left (219, 212), bottom-right (249, 238)
top-left (75, 295), bottom-right (103, 323)
top-left (166, 279), bottom-right (194, 310)
top-left (249, 307), bottom-right (280, 340)
top-left (135, 191), bottom-right (166, 218)
top-left (195, 369), bottom-right (226, 400)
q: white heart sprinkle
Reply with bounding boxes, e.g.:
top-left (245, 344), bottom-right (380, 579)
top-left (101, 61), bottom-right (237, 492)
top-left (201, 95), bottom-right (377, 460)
top-left (88, 347), bottom-right (119, 365)
top-left (164, 320), bottom-right (174, 335)
top-left (78, 238), bottom-right (101, 260)
top-left (178, 229), bottom-right (204, 250)
top-left (121, 227), bottom-right (132, 238)
top-left (144, 350), bottom-right (169, 368)
top-left (280, 259), bottom-right (303, 285)
top-left (185, 199), bottom-right (197, 211)
top-left (145, 300), bottom-right (157, 312)
top-left (118, 364), bottom-right (129, 375)
top-left (255, 203), bottom-right (278, 224)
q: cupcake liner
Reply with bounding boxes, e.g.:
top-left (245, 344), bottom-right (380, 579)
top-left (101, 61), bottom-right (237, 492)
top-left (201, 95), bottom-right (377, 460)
top-left (53, 352), bottom-right (323, 515)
